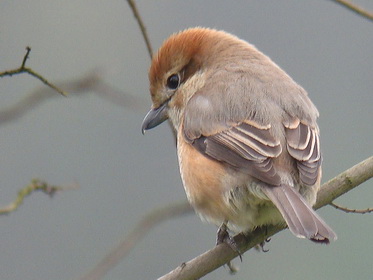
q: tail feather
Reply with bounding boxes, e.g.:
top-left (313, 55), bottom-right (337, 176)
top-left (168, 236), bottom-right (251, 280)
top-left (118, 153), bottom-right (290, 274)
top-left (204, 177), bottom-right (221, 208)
top-left (263, 185), bottom-right (337, 243)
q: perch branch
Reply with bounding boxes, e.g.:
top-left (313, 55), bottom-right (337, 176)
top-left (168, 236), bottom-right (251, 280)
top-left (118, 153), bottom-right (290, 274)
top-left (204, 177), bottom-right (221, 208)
top-left (159, 155), bottom-right (373, 280)
top-left (77, 156), bottom-right (372, 280)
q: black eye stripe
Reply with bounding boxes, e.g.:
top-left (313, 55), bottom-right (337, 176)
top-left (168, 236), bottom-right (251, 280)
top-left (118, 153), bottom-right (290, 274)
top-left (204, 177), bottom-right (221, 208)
top-left (166, 74), bottom-right (180, 90)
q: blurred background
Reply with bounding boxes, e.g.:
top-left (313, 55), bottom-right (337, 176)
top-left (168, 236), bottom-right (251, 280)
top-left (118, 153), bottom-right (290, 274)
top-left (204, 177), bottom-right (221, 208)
top-left (1, 1), bottom-right (372, 279)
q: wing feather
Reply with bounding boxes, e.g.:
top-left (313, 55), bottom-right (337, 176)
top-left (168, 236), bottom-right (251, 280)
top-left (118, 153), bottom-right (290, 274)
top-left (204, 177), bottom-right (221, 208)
top-left (182, 69), bottom-right (321, 187)
top-left (188, 120), bottom-right (283, 186)
top-left (285, 118), bottom-right (322, 186)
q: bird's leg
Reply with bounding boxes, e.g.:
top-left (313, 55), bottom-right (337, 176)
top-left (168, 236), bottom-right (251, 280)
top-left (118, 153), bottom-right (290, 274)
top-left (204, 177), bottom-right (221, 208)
top-left (216, 223), bottom-right (240, 253)
top-left (216, 222), bottom-right (242, 273)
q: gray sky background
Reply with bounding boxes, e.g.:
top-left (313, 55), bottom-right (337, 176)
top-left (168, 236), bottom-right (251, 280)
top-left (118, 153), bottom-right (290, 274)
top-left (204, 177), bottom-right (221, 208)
top-left (0, 1), bottom-right (372, 280)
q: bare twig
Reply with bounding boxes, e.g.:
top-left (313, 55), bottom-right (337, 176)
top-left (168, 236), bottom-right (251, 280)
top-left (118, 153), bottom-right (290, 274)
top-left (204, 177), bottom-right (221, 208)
top-left (126, 0), bottom-right (153, 58)
top-left (0, 47), bottom-right (68, 96)
top-left (159, 156), bottom-right (373, 280)
top-left (0, 179), bottom-right (78, 215)
top-left (329, 202), bottom-right (373, 214)
top-left (331, 0), bottom-right (373, 21)
top-left (0, 70), bottom-right (145, 126)
top-left (21, 46), bottom-right (31, 68)
top-left (78, 202), bottom-right (192, 280)
top-left (126, 0), bottom-right (179, 141)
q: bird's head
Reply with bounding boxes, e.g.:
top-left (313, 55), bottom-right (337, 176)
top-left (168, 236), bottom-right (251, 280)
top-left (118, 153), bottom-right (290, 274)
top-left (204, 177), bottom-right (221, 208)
top-left (141, 27), bottom-right (244, 133)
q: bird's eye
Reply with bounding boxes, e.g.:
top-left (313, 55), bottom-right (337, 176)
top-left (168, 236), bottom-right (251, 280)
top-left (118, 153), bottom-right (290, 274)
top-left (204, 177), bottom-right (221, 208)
top-left (166, 74), bottom-right (180, 90)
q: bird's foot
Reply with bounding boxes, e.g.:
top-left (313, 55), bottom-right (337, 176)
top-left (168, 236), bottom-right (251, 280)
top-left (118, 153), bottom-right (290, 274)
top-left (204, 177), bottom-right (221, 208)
top-left (258, 237), bottom-right (271, 252)
top-left (216, 223), bottom-right (242, 274)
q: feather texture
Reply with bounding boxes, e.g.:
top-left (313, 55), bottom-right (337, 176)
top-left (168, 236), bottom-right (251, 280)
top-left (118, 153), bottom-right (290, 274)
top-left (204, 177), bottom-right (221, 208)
top-left (285, 118), bottom-right (322, 186)
top-left (263, 184), bottom-right (337, 242)
top-left (188, 120), bottom-right (282, 186)
top-left (145, 27), bottom-right (336, 243)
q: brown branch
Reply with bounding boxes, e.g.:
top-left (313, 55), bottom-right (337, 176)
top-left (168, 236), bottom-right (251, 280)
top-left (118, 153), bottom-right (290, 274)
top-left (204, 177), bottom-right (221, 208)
top-left (159, 155), bottom-right (373, 280)
top-left (0, 47), bottom-right (68, 96)
top-left (314, 156), bottom-right (373, 208)
top-left (329, 202), bottom-right (373, 214)
top-left (331, 0), bottom-right (373, 21)
top-left (77, 202), bottom-right (192, 280)
top-left (76, 156), bottom-right (373, 280)
top-left (0, 179), bottom-right (78, 215)
top-left (126, 0), bottom-right (153, 58)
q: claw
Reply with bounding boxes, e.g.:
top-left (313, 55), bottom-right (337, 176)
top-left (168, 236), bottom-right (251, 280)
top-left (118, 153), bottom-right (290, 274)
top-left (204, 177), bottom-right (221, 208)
top-left (216, 223), bottom-right (230, 245)
top-left (250, 226), bottom-right (271, 252)
top-left (216, 223), bottom-right (242, 262)
top-left (259, 241), bottom-right (269, 252)
top-left (257, 236), bottom-right (271, 252)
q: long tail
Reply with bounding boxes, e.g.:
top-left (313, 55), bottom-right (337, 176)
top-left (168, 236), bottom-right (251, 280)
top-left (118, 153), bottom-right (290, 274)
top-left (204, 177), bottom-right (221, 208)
top-left (263, 185), bottom-right (337, 243)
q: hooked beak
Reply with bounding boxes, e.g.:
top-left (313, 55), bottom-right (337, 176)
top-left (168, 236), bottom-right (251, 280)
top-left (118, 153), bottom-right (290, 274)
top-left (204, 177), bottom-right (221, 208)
top-left (141, 102), bottom-right (169, 134)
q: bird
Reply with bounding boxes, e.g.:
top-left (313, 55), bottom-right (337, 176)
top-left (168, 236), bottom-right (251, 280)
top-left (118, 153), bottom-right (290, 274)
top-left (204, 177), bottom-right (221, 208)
top-left (142, 27), bottom-right (337, 244)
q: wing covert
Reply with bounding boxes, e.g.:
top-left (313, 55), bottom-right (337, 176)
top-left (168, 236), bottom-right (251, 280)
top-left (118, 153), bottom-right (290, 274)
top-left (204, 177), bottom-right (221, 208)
top-left (185, 120), bottom-right (283, 186)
